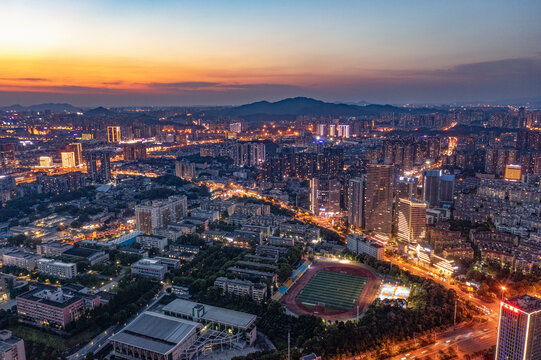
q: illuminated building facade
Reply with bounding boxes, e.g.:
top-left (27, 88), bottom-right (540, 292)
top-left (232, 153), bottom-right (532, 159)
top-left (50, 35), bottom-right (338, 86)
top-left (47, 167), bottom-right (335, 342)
top-left (60, 151), bottom-right (75, 168)
top-left (65, 143), bottom-right (83, 166)
top-left (310, 175), bottom-right (340, 216)
top-left (397, 198), bottom-right (427, 244)
top-left (364, 164), bottom-right (394, 238)
top-left (107, 126), bottom-right (121, 143)
top-left (496, 295), bottom-right (541, 360)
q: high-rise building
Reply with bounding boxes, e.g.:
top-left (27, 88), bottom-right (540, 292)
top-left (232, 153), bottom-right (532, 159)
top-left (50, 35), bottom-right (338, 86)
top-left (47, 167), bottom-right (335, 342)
top-left (397, 198), bottom-right (427, 244)
top-left (122, 142), bottom-right (147, 161)
top-left (232, 142), bottom-right (266, 167)
top-left (175, 160), bottom-right (196, 180)
top-left (86, 149), bottom-right (112, 182)
top-left (320, 148), bottom-right (344, 177)
top-left (422, 170), bottom-right (454, 207)
top-left (65, 143), bottom-right (83, 166)
top-left (60, 151), bottom-right (76, 168)
top-left (39, 156), bottom-right (53, 167)
top-left (347, 177), bottom-right (365, 229)
top-left (230, 122), bottom-right (242, 133)
top-left (337, 124), bottom-right (350, 138)
top-left (310, 175), bottom-right (341, 216)
top-left (364, 164), bottom-right (394, 237)
top-left (107, 126), bottom-right (121, 143)
top-left (496, 295), bottom-right (541, 360)
top-left (396, 176), bottom-right (418, 200)
top-left (135, 195), bottom-right (188, 234)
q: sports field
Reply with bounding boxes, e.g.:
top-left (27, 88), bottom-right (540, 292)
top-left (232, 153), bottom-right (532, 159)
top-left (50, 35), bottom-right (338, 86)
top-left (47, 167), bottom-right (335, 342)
top-left (295, 270), bottom-right (367, 310)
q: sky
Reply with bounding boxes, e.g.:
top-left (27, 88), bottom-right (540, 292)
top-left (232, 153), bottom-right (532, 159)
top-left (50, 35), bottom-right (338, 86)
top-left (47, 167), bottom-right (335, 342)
top-left (1, 0), bottom-right (541, 106)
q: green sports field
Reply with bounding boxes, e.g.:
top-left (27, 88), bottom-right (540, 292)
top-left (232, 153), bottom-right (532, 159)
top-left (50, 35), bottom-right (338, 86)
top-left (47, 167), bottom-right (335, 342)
top-left (295, 270), bottom-right (367, 310)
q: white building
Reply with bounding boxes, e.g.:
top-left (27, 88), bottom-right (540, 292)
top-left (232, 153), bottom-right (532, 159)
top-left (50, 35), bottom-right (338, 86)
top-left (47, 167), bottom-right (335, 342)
top-left (2, 251), bottom-right (39, 270)
top-left (347, 234), bottom-right (385, 260)
top-left (131, 258), bottom-right (167, 280)
top-left (37, 258), bottom-right (77, 279)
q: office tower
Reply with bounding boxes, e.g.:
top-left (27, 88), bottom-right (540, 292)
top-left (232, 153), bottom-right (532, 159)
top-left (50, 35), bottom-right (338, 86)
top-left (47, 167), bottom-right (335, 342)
top-left (39, 156), bottom-right (53, 167)
top-left (396, 176), bottom-right (418, 200)
top-left (60, 151), bottom-right (76, 168)
top-left (347, 177), bottom-right (365, 229)
top-left (135, 195), bottom-right (188, 234)
top-left (422, 169), bottom-right (455, 207)
top-left (320, 148), bottom-right (344, 177)
top-left (81, 133), bottom-right (94, 140)
top-left (86, 149), bottom-right (112, 182)
top-left (397, 198), bottom-right (427, 244)
top-left (496, 295), bottom-right (541, 360)
top-left (65, 143), bottom-right (83, 166)
top-left (364, 164), bottom-right (394, 237)
top-left (175, 160), bottom-right (196, 180)
top-left (310, 175), bottom-right (341, 216)
top-left (107, 126), bottom-right (121, 143)
top-left (123, 142), bottom-right (147, 161)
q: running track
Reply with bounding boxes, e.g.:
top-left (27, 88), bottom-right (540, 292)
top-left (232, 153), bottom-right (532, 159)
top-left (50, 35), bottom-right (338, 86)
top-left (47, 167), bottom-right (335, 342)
top-left (281, 260), bottom-right (381, 321)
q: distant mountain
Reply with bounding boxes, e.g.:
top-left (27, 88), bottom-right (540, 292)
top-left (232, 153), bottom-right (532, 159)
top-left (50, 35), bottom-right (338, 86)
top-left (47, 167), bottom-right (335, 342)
top-left (217, 97), bottom-right (436, 118)
top-left (0, 104), bottom-right (27, 112)
top-left (0, 103), bottom-right (80, 113)
top-left (84, 106), bottom-right (114, 117)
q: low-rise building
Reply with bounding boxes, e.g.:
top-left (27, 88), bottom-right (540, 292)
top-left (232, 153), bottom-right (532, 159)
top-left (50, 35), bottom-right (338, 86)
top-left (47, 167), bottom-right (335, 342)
top-left (110, 311), bottom-right (202, 360)
top-left (16, 285), bottom-right (100, 329)
top-left (131, 258), bottom-right (167, 280)
top-left (36, 242), bottom-right (73, 257)
top-left (37, 258), bottom-right (77, 279)
top-left (2, 251), bottom-right (40, 270)
top-left (268, 235), bottom-right (295, 247)
top-left (0, 330), bottom-right (26, 360)
top-left (62, 247), bottom-right (108, 265)
top-left (347, 234), bottom-right (385, 260)
top-left (214, 277), bottom-right (267, 303)
top-left (136, 234), bottom-right (168, 251)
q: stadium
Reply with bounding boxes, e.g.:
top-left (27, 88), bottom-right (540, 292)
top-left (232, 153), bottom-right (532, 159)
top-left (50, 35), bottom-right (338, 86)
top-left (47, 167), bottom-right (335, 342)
top-left (281, 259), bottom-right (380, 321)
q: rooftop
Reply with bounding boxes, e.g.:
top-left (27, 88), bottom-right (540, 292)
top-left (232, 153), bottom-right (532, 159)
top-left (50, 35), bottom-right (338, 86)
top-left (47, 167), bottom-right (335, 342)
top-left (506, 295), bottom-right (541, 314)
top-left (162, 298), bottom-right (257, 329)
top-left (111, 312), bottom-right (200, 355)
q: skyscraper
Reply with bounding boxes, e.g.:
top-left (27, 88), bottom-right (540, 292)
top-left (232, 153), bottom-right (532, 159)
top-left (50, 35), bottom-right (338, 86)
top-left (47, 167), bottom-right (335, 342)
top-left (320, 148), bottom-right (344, 177)
top-left (396, 176), bottom-right (418, 200)
top-left (364, 164), bottom-right (394, 238)
top-left (347, 177), bottom-right (365, 229)
top-left (397, 198), bottom-right (427, 244)
top-left (107, 126), bottom-right (121, 143)
top-left (496, 295), bottom-right (541, 360)
top-left (422, 169), bottom-right (454, 207)
top-left (310, 175), bottom-right (341, 217)
top-left (86, 149), bottom-right (112, 182)
top-left (65, 143), bottom-right (83, 166)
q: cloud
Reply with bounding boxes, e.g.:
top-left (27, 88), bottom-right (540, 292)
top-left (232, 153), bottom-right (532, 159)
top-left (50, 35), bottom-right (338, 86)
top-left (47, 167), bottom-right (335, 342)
top-left (1, 56), bottom-right (541, 105)
top-left (146, 81), bottom-right (220, 89)
top-left (0, 77), bottom-right (49, 82)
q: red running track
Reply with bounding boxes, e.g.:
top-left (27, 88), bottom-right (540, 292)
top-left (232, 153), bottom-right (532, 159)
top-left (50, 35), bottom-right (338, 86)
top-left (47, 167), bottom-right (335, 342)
top-left (281, 260), bottom-right (381, 321)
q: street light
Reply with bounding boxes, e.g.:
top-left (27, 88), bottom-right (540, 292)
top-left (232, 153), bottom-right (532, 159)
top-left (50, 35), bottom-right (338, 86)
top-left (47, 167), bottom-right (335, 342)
top-left (501, 286), bottom-right (506, 300)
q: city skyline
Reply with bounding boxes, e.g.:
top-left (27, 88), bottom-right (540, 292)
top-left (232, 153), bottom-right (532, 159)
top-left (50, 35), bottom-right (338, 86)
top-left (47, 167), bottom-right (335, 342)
top-left (2, 0), bottom-right (541, 106)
